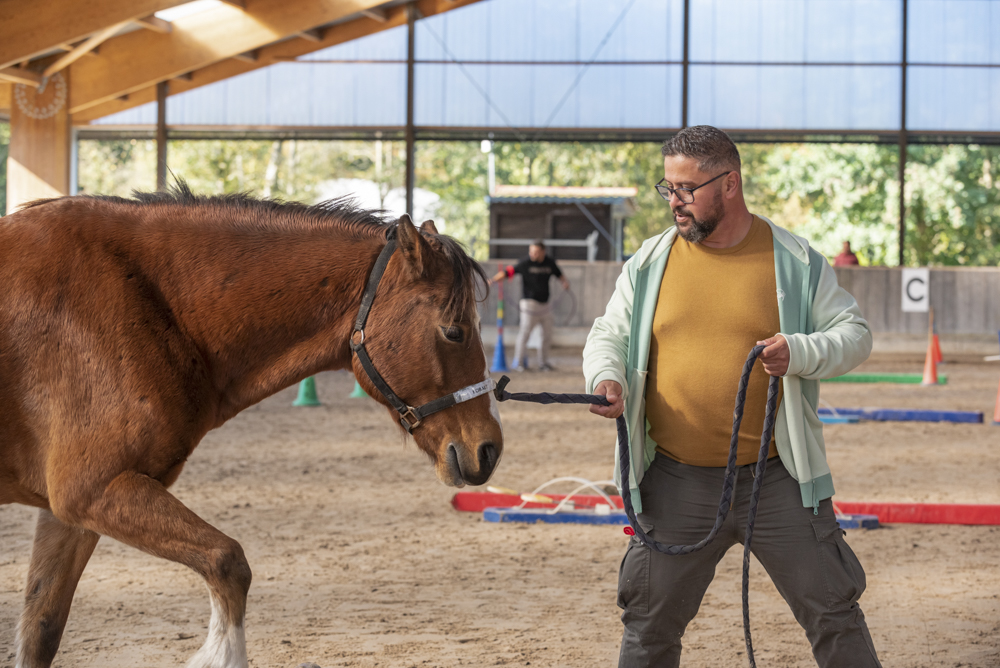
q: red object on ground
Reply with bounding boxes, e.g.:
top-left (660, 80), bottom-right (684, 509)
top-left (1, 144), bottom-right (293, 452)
top-left (835, 502), bottom-right (1000, 525)
top-left (451, 491), bottom-right (623, 512)
top-left (452, 493), bottom-right (1000, 525)
top-left (921, 339), bottom-right (938, 385)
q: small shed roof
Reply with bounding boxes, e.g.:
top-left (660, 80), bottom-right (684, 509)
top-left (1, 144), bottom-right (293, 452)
top-left (487, 185), bottom-right (639, 207)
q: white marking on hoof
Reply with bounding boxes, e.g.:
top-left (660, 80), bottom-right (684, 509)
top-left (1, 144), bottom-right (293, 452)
top-left (185, 594), bottom-right (247, 668)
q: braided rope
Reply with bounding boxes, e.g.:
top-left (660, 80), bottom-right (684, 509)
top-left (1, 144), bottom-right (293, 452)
top-left (496, 344), bottom-right (779, 668)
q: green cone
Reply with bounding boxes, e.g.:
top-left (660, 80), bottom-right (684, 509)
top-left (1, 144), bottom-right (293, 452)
top-left (349, 380), bottom-right (368, 398)
top-left (293, 376), bottom-right (321, 407)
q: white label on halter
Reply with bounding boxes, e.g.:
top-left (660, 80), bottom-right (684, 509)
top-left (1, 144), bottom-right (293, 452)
top-left (452, 378), bottom-right (497, 405)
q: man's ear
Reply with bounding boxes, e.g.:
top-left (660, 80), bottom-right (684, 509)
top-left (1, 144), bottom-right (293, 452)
top-left (724, 171), bottom-right (742, 199)
top-left (397, 214), bottom-right (431, 277)
top-left (420, 219), bottom-right (439, 235)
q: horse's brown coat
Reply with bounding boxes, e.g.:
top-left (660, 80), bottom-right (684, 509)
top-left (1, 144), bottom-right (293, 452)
top-left (0, 187), bottom-right (502, 668)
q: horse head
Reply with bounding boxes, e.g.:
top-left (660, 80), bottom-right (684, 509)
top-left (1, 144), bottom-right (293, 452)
top-left (352, 215), bottom-right (503, 487)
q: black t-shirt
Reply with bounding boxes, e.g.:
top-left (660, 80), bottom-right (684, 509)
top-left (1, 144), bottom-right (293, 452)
top-left (513, 256), bottom-right (563, 303)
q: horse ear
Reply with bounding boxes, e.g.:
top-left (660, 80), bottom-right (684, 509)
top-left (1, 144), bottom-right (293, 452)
top-left (396, 214), bottom-right (430, 276)
top-left (420, 219), bottom-right (439, 235)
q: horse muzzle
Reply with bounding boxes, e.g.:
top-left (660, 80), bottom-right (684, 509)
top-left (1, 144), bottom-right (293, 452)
top-left (441, 441), bottom-right (501, 487)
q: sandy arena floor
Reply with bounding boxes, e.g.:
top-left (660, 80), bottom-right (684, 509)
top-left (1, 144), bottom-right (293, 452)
top-left (2, 350), bottom-right (999, 667)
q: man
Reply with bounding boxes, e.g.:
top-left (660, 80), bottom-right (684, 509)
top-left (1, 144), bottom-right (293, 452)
top-left (834, 240), bottom-right (861, 266)
top-left (583, 126), bottom-right (881, 667)
top-left (490, 240), bottom-right (569, 371)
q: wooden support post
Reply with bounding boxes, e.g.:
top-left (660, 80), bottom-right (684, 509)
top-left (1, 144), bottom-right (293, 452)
top-left (404, 3), bottom-right (416, 218)
top-left (156, 81), bottom-right (168, 191)
top-left (6, 72), bottom-right (71, 214)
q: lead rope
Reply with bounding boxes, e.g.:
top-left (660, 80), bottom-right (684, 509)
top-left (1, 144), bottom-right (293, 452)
top-left (495, 344), bottom-right (779, 668)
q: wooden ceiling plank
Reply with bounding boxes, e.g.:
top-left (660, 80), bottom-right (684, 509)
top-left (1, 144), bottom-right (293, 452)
top-left (67, 0), bottom-right (405, 115)
top-left (0, 66), bottom-right (43, 86)
top-left (43, 22), bottom-right (129, 78)
top-left (0, 0), bottom-right (189, 71)
top-left (133, 15), bottom-right (173, 34)
top-left (72, 0), bottom-right (484, 124)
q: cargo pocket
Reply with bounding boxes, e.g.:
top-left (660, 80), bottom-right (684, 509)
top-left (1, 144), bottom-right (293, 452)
top-left (617, 521), bottom-right (652, 614)
top-left (811, 517), bottom-right (867, 610)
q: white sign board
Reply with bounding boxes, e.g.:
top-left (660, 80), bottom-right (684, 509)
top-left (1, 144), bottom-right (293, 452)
top-left (901, 267), bottom-right (930, 312)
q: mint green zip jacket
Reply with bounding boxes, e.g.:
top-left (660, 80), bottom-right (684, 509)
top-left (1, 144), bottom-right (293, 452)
top-left (582, 216), bottom-right (872, 513)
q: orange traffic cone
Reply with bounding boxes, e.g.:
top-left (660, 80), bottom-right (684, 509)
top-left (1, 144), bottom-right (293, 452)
top-left (921, 339), bottom-right (938, 386)
top-left (932, 333), bottom-right (943, 364)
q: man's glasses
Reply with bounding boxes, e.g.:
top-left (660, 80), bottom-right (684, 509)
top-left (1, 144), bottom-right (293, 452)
top-left (654, 171), bottom-right (732, 204)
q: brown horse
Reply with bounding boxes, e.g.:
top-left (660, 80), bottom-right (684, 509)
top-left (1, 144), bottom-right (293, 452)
top-left (0, 185), bottom-right (504, 668)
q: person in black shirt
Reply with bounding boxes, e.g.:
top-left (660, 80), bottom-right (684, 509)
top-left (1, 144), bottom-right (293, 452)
top-left (489, 240), bottom-right (570, 371)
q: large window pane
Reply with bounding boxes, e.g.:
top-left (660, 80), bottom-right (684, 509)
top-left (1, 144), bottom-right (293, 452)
top-left (908, 66), bottom-right (1000, 131)
top-left (417, 63), bottom-right (681, 128)
top-left (417, 0), bottom-right (683, 63)
top-left (690, 0), bottom-right (901, 63)
top-left (688, 65), bottom-right (900, 129)
top-left (909, 0), bottom-right (1000, 64)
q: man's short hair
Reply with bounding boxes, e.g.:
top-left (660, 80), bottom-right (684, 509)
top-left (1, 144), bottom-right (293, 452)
top-left (661, 125), bottom-right (741, 174)
top-left (530, 239), bottom-right (545, 250)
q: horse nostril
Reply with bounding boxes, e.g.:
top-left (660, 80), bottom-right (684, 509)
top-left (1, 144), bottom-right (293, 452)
top-left (478, 442), bottom-right (499, 473)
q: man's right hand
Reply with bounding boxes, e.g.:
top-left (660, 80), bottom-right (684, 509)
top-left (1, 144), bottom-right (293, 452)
top-left (589, 380), bottom-right (624, 419)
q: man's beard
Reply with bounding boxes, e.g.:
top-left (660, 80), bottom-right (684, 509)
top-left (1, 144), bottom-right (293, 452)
top-left (673, 190), bottom-right (724, 243)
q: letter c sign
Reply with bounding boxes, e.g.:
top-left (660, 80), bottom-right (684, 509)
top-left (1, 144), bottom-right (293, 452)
top-left (901, 268), bottom-right (930, 313)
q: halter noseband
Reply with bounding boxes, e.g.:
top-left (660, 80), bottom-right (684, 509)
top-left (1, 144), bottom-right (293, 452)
top-left (350, 226), bottom-right (496, 433)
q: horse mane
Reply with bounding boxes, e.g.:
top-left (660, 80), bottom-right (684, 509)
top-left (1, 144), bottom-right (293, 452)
top-left (26, 182), bottom-right (487, 324)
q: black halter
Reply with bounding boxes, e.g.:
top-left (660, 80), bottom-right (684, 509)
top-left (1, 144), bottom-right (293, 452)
top-left (350, 226), bottom-right (496, 433)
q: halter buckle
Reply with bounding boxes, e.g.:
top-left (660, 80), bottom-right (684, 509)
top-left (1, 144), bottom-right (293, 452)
top-left (399, 407), bottom-right (422, 432)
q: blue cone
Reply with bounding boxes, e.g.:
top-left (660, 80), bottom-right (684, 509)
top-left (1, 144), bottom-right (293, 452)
top-left (491, 320), bottom-right (509, 373)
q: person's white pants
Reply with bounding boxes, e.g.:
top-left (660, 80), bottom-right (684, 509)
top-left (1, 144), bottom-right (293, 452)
top-left (513, 298), bottom-right (553, 368)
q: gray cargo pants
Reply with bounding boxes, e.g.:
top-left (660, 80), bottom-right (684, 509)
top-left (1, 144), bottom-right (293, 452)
top-left (618, 454), bottom-right (881, 668)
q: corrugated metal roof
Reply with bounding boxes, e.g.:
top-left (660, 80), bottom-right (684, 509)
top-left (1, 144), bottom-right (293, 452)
top-left (487, 185), bottom-right (638, 206)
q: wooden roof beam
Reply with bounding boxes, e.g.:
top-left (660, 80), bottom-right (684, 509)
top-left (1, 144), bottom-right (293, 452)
top-left (72, 0), bottom-right (485, 124)
top-left (67, 0), bottom-right (400, 115)
top-left (0, 0), bottom-right (189, 71)
top-left (0, 66), bottom-right (42, 86)
top-left (232, 50), bottom-right (259, 64)
top-left (133, 15), bottom-right (173, 34)
top-left (43, 22), bottom-right (128, 78)
top-left (298, 29), bottom-right (325, 43)
top-left (360, 8), bottom-right (389, 23)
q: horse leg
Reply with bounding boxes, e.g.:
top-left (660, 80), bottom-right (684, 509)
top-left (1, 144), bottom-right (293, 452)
top-left (16, 509), bottom-right (100, 668)
top-left (54, 470), bottom-right (252, 668)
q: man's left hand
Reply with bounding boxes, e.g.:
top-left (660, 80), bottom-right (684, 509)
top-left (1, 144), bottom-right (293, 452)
top-left (756, 335), bottom-right (789, 377)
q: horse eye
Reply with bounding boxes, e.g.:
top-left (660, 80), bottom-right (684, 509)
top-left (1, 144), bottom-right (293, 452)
top-left (441, 326), bottom-right (464, 343)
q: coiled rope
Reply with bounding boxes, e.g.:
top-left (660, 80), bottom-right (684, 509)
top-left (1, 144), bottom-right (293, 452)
top-left (494, 344), bottom-right (780, 667)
